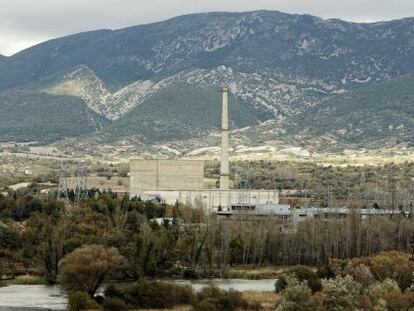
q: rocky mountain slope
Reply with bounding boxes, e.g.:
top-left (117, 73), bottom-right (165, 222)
top-left (1, 10), bottom-right (414, 149)
top-left (105, 82), bottom-right (262, 141)
top-left (3, 11), bottom-right (414, 91)
top-left (39, 64), bottom-right (327, 121)
top-left (287, 74), bottom-right (414, 150)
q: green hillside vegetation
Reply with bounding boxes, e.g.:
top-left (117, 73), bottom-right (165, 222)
top-left (290, 74), bottom-right (414, 147)
top-left (105, 83), bottom-right (264, 141)
top-left (0, 91), bottom-right (107, 143)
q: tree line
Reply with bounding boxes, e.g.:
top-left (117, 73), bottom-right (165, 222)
top-left (1, 191), bottom-right (414, 281)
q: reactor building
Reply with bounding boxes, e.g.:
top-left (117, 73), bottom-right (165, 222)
top-left (129, 87), bottom-right (279, 212)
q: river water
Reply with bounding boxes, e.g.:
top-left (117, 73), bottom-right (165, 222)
top-left (0, 285), bottom-right (67, 310)
top-left (0, 279), bottom-right (276, 310)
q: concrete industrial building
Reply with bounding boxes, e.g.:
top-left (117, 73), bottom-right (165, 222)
top-left (217, 204), bottom-right (407, 225)
top-left (216, 204), bottom-right (407, 233)
top-left (130, 159), bottom-right (204, 193)
top-left (129, 87), bottom-right (279, 212)
top-left (133, 189), bottom-right (279, 212)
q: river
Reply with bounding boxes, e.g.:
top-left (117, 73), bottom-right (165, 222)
top-left (0, 279), bottom-right (276, 310)
top-left (0, 285), bottom-right (67, 310)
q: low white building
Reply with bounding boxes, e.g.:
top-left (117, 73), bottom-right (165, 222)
top-left (137, 189), bottom-right (279, 213)
top-left (217, 204), bottom-right (406, 225)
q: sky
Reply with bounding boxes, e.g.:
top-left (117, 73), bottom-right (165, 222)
top-left (2, 0), bottom-right (414, 56)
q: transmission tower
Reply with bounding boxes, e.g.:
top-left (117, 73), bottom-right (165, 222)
top-left (57, 161), bottom-right (69, 201)
top-left (235, 163), bottom-right (253, 206)
top-left (389, 167), bottom-right (397, 210)
top-left (75, 161), bottom-right (88, 205)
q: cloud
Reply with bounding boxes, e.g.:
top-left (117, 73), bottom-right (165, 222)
top-left (2, 0), bottom-right (414, 55)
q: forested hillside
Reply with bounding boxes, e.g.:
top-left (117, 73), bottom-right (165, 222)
top-left (0, 91), bottom-right (107, 142)
top-left (288, 74), bottom-right (414, 149)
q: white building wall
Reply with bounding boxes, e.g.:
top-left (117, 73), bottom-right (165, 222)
top-left (130, 160), bottom-right (204, 194)
top-left (140, 189), bottom-right (279, 213)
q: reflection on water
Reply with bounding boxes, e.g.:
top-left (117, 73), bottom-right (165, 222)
top-left (0, 285), bottom-right (67, 310)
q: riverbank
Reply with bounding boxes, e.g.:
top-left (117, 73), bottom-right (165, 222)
top-left (2, 264), bottom-right (288, 286)
top-left (225, 264), bottom-right (320, 280)
top-left (0, 278), bottom-right (279, 310)
top-left (112, 292), bottom-right (280, 311)
top-left (224, 266), bottom-right (287, 280)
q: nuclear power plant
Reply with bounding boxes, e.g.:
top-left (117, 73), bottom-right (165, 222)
top-left (129, 87), bottom-right (279, 211)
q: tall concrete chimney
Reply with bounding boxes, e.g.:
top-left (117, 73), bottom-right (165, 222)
top-left (220, 87), bottom-right (230, 190)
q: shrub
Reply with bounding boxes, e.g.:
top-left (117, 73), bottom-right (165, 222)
top-left (105, 281), bottom-right (195, 309)
top-left (369, 278), bottom-right (401, 300)
top-left (197, 285), bottom-right (223, 301)
top-left (317, 265), bottom-right (335, 279)
top-left (122, 281), bottom-right (172, 308)
top-left (409, 272), bottom-right (414, 291)
top-left (384, 291), bottom-right (414, 311)
top-left (347, 251), bottom-right (414, 289)
top-left (58, 244), bottom-right (125, 296)
top-left (0, 226), bottom-right (21, 249)
top-left (329, 258), bottom-right (349, 276)
top-left (183, 268), bottom-right (199, 279)
top-left (68, 291), bottom-right (102, 311)
top-left (322, 275), bottom-right (363, 311)
top-left (105, 282), bottom-right (246, 311)
top-left (307, 278), bottom-right (323, 293)
top-left (369, 279), bottom-right (414, 311)
top-left (290, 266), bottom-right (318, 281)
top-left (173, 283), bottom-right (195, 304)
top-left (276, 266), bottom-right (322, 293)
top-left (275, 274), bottom-right (288, 293)
top-left (12, 275), bottom-right (46, 285)
top-left (194, 298), bottom-right (218, 311)
top-left (196, 286), bottom-right (247, 311)
top-left (344, 264), bottom-right (376, 286)
top-left (275, 275), bottom-right (319, 311)
top-left (102, 297), bottom-right (132, 310)
top-left (217, 289), bottom-right (246, 311)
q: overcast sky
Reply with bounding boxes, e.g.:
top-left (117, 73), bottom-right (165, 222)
top-left (2, 0), bottom-right (414, 56)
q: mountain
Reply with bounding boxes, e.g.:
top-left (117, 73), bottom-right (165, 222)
top-left (286, 74), bottom-right (414, 150)
top-left (0, 91), bottom-right (107, 142)
top-left (3, 11), bottom-right (414, 92)
top-left (1, 10), bottom-right (414, 147)
top-left (105, 82), bottom-right (263, 142)
top-left (38, 65), bottom-right (322, 121)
